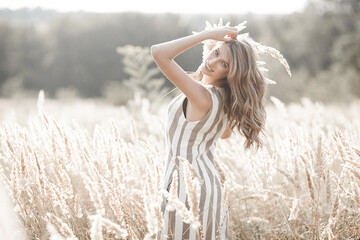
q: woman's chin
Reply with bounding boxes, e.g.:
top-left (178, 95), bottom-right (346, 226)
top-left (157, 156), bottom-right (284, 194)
top-left (201, 67), bottom-right (210, 76)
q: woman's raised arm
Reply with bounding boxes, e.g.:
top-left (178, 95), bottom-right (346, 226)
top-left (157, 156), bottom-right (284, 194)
top-left (150, 27), bottom-right (237, 111)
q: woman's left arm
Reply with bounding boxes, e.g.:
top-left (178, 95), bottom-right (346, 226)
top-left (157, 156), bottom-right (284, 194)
top-left (151, 29), bottom-right (211, 61)
top-left (150, 27), bottom-right (237, 111)
top-left (150, 30), bottom-right (212, 110)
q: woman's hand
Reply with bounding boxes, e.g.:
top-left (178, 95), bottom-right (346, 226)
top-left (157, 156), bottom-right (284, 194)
top-left (203, 27), bottom-right (238, 42)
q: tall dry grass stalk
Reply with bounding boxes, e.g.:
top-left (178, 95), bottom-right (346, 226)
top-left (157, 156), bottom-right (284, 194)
top-left (0, 94), bottom-right (359, 239)
top-left (178, 157), bottom-right (201, 230)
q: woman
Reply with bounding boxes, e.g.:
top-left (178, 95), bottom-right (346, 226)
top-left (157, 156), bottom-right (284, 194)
top-left (151, 21), bottom-right (288, 240)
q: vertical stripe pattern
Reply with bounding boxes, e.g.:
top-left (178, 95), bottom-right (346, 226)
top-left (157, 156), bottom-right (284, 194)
top-left (158, 85), bottom-right (230, 240)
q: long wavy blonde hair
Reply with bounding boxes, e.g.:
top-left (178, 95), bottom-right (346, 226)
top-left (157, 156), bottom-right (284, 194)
top-left (221, 38), bottom-right (267, 151)
top-left (191, 37), bottom-right (267, 151)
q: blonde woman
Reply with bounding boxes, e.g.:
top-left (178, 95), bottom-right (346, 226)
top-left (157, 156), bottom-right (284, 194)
top-left (151, 20), bottom-right (289, 240)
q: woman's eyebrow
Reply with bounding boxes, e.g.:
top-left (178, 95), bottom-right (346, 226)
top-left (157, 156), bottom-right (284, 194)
top-left (218, 48), bottom-right (229, 65)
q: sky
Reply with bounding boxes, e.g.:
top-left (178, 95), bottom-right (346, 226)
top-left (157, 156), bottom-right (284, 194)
top-left (0, 0), bottom-right (308, 14)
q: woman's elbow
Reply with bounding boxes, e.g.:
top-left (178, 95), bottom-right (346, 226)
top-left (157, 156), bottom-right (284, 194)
top-left (151, 45), bottom-right (166, 63)
top-left (151, 45), bottom-right (170, 61)
top-left (220, 131), bottom-right (231, 139)
top-left (150, 45), bottom-right (159, 59)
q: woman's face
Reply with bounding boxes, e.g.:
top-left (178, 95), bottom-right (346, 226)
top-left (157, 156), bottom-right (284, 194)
top-left (200, 43), bottom-right (231, 80)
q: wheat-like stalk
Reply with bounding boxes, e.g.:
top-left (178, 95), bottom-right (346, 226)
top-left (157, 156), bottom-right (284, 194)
top-left (46, 212), bottom-right (77, 239)
top-left (288, 198), bottom-right (300, 221)
top-left (162, 170), bottom-right (201, 228)
top-left (88, 215), bottom-right (128, 239)
top-left (143, 169), bottom-right (164, 238)
top-left (47, 222), bottom-right (67, 240)
top-left (255, 43), bottom-right (292, 77)
top-left (276, 167), bottom-right (302, 192)
top-left (305, 167), bottom-right (315, 203)
top-left (82, 174), bottom-right (105, 216)
top-left (89, 214), bottom-right (103, 240)
top-left (178, 157), bottom-right (201, 230)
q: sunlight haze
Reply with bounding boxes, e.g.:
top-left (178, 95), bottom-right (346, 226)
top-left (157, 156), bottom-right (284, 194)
top-left (0, 0), bottom-right (307, 14)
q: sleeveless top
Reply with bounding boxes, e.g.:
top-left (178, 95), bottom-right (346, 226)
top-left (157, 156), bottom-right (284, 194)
top-left (159, 84), bottom-right (230, 240)
top-left (162, 84), bottom-right (229, 190)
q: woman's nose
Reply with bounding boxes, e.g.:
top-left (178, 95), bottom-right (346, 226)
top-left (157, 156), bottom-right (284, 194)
top-left (209, 58), bottom-right (217, 65)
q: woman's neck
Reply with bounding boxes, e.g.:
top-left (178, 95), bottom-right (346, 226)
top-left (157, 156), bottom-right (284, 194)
top-left (200, 75), bottom-right (216, 86)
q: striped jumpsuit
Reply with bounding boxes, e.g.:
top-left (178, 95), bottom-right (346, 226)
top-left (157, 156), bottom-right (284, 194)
top-left (158, 84), bottom-right (230, 240)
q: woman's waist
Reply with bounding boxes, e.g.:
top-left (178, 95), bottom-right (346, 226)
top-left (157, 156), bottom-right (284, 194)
top-left (163, 154), bottom-right (221, 186)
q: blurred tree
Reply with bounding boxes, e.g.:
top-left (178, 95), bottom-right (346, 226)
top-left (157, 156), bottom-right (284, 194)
top-left (109, 45), bottom-right (169, 108)
top-left (305, 0), bottom-right (360, 97)
top-left (13, 24), bottom-right (48, 92)
top-left (0, 20), bottom-right (48, 97)
top-left (55, 87), bottom-right (80, 101)
top-left (0, 22), bottom-right (12, 88)
top-left (330, 0), bottom-right (360, 96)
top-left (101, 80), bottom-right (133, 105)
top-left (41, 12), bottom-right (192, 98)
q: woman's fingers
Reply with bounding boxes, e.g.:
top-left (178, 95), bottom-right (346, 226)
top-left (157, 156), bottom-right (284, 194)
top-left (209, 27), bottom-right (238, 41)
top-left (225, 32), bottom-right (237, 40)
top-left (224, 27), bottom-right (238, 39)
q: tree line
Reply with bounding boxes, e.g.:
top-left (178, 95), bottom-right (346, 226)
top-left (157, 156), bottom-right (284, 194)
top-left (0, 0), bottom-right (358, 104)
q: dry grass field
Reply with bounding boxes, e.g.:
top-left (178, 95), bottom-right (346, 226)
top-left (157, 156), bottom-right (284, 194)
top-left (0, 93), bottom-right (359, 239)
